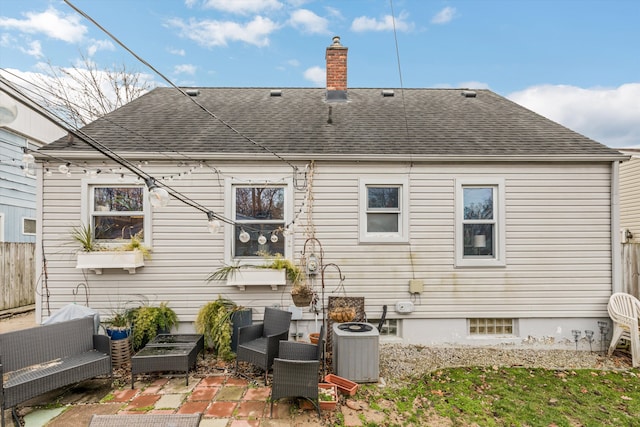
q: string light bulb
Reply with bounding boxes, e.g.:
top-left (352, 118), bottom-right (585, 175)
top-left (239, 229), bottom-right (250, 243)
top-left (145, 178), bottom-right (170, 208)
top-left (22, 153), bottom-right (35, 164)
top-left (58, 163), bottom-right (70, 174)
top-left (270, 232), bottom-right (279, 243)
top-left (207, 211), bottom-right (221, 233)
top-left (257, 234), bottom-right (267, 245)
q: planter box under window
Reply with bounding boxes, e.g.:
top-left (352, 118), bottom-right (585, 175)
top-left (227, 269), bottom-right (286, 291)
top-left (76, 250), bottom-right (144, 274)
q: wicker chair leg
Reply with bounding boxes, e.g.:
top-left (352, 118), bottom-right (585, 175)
top-left (12, 408), bottom-right (20, 427)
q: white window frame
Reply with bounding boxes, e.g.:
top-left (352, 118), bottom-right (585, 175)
top-left (359, 177), bottom-right (409, 244)
top-left (22, 217), bottom-right (36, 236)
top-left (455, 178), bottom-right (506, 267)
top-left (224, 178), bottom-right (293, 266)
top-left (0, 213), bottom-right (4, 242)
top-left (81, 177), bottom-right (152, 248)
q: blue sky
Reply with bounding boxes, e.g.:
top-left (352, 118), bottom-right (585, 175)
top-left (1, 0), bottom-right (639, 148)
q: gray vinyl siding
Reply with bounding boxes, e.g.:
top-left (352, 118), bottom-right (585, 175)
top-left (0, 131), bottom-right (36, 242)
top-left (39, 160), bottom-right (613, 324)
top-left (620, 154), bottom-right (640, 240)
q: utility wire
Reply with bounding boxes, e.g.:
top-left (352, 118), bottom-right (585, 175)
top-left (63, 0), bottom-right (299, 172)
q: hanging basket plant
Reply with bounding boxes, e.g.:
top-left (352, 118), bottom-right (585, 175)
top-left (291, 284), bottom-right (314, 307)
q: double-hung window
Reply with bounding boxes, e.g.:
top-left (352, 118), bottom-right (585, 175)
top-left (456, 178), bottom-right (505, 267)
top-left (359, 178), bottom-right (409, 243)
top-left (232, 184), bottom-right (287, 259)
top-left (88, 185), bottom-right (147, 245)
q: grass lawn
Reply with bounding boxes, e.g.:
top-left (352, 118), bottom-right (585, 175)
top-left (358, 366), bottom-right (640, 426)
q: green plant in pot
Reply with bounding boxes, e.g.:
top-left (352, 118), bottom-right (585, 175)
top-left (195, 296), bottom-right (248, 361)
top-left (118, 231), bottom-right (152, 260)
top-left (105, 309), bottom-right (131, 340)
top-left (70, 223), bottom-right (102, 252)
top-left (126, 302), bottom-right (178, 351)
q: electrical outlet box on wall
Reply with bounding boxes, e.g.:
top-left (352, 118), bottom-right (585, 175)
top-left (395, 301), bottom-right (414, 313)
top-left (409, 279), bottom-right (423, 294)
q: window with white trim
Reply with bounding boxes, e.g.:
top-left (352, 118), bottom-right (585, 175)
top-left (22, 218), bottom-right (36, 235)
top-left (232, 184), bottom-right (287, 259)
top-left (359, 178), bottom-right (409, 243)
top-left (456, 179), bottom-right (505, 267)
top-left (89, 185), bottom-right (147, 244)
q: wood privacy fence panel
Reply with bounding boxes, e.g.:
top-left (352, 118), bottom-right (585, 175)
top-left (622, 243), bottom-right (640, 298)
top-left (0, 242), bottom-right (36, 310)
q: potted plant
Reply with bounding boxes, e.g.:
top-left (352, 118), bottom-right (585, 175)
top-left (207, 253), bottom-right (303, 291)
top-left (72, 224), bottom-right (150, 274)
top-left (105, 308), bottom-right (131, 341)
top-left (195, 296), bottom-right (251, 361)
top-left (126, 302), bottom-right (178, 351)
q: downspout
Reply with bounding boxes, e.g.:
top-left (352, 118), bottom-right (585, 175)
top-left (35, 164), bottom-right (44, 323)
top-left (611, 160), bottom-right (622, 294)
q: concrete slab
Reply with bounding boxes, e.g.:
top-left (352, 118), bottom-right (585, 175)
top-left (23, 407), bottom-right (66, 427)
top-left (155, 393), bottom-right (186, 410)
top-left (46, 403), bottom-right (121, 427)
top-left (199, 419), bottom-right (231, 427)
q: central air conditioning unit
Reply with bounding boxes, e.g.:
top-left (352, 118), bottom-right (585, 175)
top-left (332, 322), bottom-right (379, 383)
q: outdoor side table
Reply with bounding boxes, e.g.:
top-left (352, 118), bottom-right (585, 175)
top-left (131, 334), bottom-right (204, 388)
top-left (148, 333), bottom-right (204, 357)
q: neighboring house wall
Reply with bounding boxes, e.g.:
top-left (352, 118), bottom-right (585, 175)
top-left (1, 77), bottom-right (67, 311)
top-left (619, 150), bottom-right (640, 297)
top-left (619, 151), bottom-right (640, 241)
top-left (38, 159), bottom-right (615, 347)
top-left (0, 129), bottom-right (36, 243)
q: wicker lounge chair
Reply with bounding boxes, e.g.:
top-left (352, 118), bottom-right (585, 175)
top-left (270, 325), bottom-right (325, 417)
top-left (236, 307), bottom-right (292, 384)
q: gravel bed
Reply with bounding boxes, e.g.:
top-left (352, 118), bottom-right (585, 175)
top-left (379, 344), bottom-right (632, 384)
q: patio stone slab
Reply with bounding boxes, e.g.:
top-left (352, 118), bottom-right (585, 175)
top-left (155, 393), bottom-right (185, 409)
top-left (46, 403), bottom-right (121, 427)
top-left (215, 386), bottom-right (245, 401)
top-left (190, 386), bottom-right (219, 401)
top-left (235, 401), bottom-right (266, 418)
top-left (177, 400), bottom-right (209, 414)
top-left (243, 386), bottom-right (270, 401)
top-left (199, 419), bottom-right (231, 427)
top-left (23, 406), bottom-right (66, 427)
top-left (206, 401), bottom-right (237, 417)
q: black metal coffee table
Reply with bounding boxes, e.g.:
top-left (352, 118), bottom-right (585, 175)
top-left (131, 334), bottom-right (204, 388)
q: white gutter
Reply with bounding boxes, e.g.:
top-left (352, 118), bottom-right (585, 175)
top-left (35, 151), bottom-right (631, 163)
top-left (611, 160), bottom-right (622, 294)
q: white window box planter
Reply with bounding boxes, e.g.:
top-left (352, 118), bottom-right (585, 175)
top-left (227, 269), bottom-right (286, 291)
top-left (76, 250), bottom-right (145, 274)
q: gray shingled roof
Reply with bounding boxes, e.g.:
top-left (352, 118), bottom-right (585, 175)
top-left (42, 87), bottom-right (623, 159)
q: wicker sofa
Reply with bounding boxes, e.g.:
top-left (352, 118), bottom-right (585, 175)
top-left (0, 316), bottom-right (112, 427)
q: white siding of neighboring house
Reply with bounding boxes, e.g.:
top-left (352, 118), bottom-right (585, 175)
top-left (37, 160), bottom-right (614, 347)
top-left (619, 153), bottom-right (640, 241)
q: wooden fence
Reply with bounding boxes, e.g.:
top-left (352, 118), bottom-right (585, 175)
top-left (0, 242), bottom-right (36, 311)
top-left (622, 243), bottom-right (640, 298)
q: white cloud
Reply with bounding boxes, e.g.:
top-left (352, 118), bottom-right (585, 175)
top-left (458, 81), bottom-right (490, 90)
top-left (200, 0), bottom-right (283, 15)
top-left (0, 6), bottom-right (87, 43)
top-left (287, 59), bottom-right (300, 67)
top-left (508, 83), bottom-right (640, 148)
top-left (168, 47), bottom-right (186, 56)
top-left (431, 7), bottom-right (456, 25)
top-left (351, 12), bottom-right (413, 32)
top-left (21, 40), bottom-right (42, 58)
top-left (289, 9), bottom-right (329, 34)
top-left (87, 39), bottom-right (115, 57)
top-left (304, 66), bottom-right (324, 86)
top-left (167, 16), bottom-right (278, 47)
top-left (174, 64), bottom-right (197, 75)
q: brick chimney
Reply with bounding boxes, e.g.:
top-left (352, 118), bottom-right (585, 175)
top-left (326, 36), bottom-right (348, 100)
